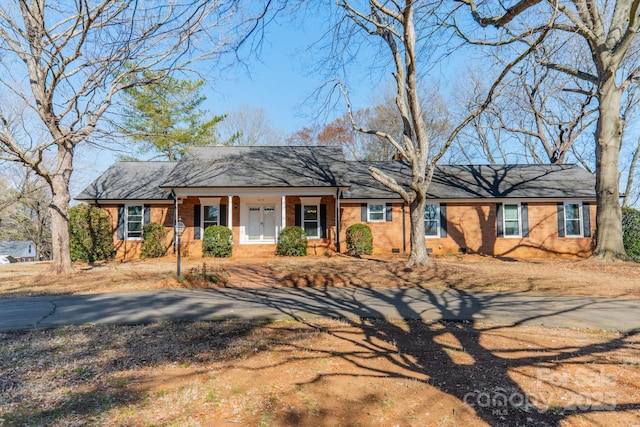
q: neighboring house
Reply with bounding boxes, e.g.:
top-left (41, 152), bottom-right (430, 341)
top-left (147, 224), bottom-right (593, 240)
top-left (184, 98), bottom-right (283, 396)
top-left (0, 240), bottom-right (37, 262)
top-left (76, 146), bottom-right (596, 259)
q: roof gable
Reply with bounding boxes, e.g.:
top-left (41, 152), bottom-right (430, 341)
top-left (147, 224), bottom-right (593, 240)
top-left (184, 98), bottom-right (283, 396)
top-left (161, 146), bottom-right (349, 188)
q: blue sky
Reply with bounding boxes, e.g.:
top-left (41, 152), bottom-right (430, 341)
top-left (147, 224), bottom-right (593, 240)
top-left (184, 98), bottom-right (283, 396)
top-left (73, 12), bottom-right (397, 194)
top-left (71, 14), bottom-right (467, 199)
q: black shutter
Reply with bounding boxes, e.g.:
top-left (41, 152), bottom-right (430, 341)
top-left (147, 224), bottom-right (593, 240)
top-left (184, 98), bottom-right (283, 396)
top-left (361, 203), bottom-right (367, 222)
top-left (295, 204), bottom-right (301, 227)
top-left (220, 204), bottom-right (227, 227)
top-left (557, 203), bottom-right (565, 237)
top-left (521, 203), bottom-right (529, 238)
top-left (582, 202), bottom-right (591, 237)
top-left (117, 205), bottom-right (125, 240)
top-left (385, 203), bottom-right (393, 221)
top-left (194, 204), bottom-right (201, 239)
top-left (320, 204), bottom-right (327, 238)
top-left (440, 203), bottom-right (447, 238)
top-left (144, 205), bottom-right (151, 225)
top-left (496, 203), bottom-right (504, 238)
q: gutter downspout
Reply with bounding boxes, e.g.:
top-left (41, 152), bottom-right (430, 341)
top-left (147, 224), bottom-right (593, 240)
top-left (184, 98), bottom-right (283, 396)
top-left (402, 202), bottom-right (406, 254)
top-left (172, 190), bottom-right (177, 254)
top-left (335, 188), bottom-right (341, 253)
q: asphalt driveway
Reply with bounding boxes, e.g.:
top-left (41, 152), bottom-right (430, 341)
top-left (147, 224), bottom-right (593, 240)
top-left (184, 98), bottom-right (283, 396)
top-left (1, 287), bottom-right (639, 333)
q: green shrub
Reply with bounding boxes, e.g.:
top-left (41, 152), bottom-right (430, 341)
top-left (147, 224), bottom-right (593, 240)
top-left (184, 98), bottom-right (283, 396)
top-left (202, 225), bottom-right (233, 258)
top-left (69, 204), bottom-right (116, 262)
top-left (346, 223), bottom-right (373, 256)
top-left (276, 226), bottom-right (308, 256)
top-left (140, 222), bottom-right (167, 258)
top-left (622, 206), bottom-right (640, 260)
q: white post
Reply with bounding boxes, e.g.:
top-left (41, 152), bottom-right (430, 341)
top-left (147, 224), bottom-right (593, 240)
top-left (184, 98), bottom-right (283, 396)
top-left (281, 195), bottom-right (286, 228)
top-left (228, 195), bottom-right (233, 231)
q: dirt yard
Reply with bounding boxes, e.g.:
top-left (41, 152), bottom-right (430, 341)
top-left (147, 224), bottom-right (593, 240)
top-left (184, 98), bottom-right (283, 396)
top-left (1, 319), bottom-right (638, 426)
top-left (0, 253), bottom-right (639, 299)
top-left (1, 255), bottom-right (639, 426)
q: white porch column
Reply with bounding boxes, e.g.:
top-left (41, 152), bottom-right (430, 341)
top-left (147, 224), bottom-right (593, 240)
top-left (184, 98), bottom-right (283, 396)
top-left (227, 195), bottom-right (233, 231)
top-left (281, 195), bottom-right (286, 228)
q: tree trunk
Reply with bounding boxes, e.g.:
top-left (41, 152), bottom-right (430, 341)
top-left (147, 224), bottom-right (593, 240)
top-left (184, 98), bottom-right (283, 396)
top-left (49, 145), bottom-right (75, 273)
top-left (592, 78), bottom-right (628, 260)
top-left (622, 137), bottom-right (640, 207)
top-left (407, 195), bottom-right (430, 267)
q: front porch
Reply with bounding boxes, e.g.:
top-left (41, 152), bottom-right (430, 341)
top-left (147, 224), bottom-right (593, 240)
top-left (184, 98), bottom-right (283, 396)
top-left (175, 193), bottom-right (339, 257)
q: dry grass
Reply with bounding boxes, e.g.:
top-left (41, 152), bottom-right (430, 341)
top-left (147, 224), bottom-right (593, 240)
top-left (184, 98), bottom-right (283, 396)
top-left (2, 255), bottom-right (639, 425)
top-left (0, 254), bottom-right (639, 299)
top-left (1, 319), bottom-right (638, 426)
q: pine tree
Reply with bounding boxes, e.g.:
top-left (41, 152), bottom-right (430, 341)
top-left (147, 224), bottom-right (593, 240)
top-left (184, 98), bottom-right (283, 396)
top-left (120, 71), bottom-right (231, 161)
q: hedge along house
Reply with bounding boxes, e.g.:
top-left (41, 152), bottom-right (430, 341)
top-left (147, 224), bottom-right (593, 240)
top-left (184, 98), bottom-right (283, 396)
top-left (76, 145), bottom-right (597, 259)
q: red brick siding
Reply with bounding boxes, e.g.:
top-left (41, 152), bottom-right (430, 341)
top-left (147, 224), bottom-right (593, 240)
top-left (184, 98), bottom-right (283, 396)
top-left (102, 199), bottom-right (595, 260)
top-left (339, 201), bottom-right (595, 258)
top-left (102, 203), bottom-right (174, 260)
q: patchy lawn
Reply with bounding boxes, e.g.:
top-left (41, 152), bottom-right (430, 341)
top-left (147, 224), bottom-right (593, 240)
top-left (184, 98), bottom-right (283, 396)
top-left (0, 254), bottom-right (639, 299)
top-left (1, 319), bottom-right (638, 426)
top-left (2, 256), bottom-right (639, 425)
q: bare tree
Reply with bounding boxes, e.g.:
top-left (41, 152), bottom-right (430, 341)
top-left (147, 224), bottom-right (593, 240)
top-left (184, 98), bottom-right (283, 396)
top-left (0, 1), bottom-right (275, 273)
top-left (623, 138), bottom-right (640, 207)
top-left (502, 67), bottom-right (597, 164)
top-left (460, 63), bottom-right (598, 165)
top-left (620, 85), bottom-right (640, 207)
top-left (218, 105), bottom-right (282, 146)
top-left (328, 0), bottom-right (528, 266)
top-left (0, 166), bottom-right (51, 259)
top-left (322, 1), bottom-right (452, 266)
top-left (457, 0), bottom-right (640, 260)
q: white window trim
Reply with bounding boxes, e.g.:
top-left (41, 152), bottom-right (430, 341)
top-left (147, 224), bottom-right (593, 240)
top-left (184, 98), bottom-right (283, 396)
top-left (301, 203), bottom-right (321, 239)
top-left (424, 203), bottom-right (440, 239)
top-left (125, 204), bottom-right (144, 240)
top-left (502, 202), bottom-right (522, 238)
top-left (202, 204), bottom-right (220, 231)
top-left (564, 202), bottom-right (584, 238)
top-left (367, 203), bottom-right (386, 222)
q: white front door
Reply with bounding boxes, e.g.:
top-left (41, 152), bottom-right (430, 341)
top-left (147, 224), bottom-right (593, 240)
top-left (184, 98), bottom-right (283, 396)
top-left (247, 204), bottom-right (276, 242)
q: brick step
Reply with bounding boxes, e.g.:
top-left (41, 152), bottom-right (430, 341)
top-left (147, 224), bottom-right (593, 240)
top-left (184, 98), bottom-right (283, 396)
top-left (232, 244), bottom-right (277, 258)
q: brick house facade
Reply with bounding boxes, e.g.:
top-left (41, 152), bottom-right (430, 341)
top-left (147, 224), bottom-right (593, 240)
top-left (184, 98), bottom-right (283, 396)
top-left (77, 146), bottom-right (597, 259)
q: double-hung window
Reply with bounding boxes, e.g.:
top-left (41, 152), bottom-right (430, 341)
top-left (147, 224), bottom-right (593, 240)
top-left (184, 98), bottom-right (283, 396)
top-left (564, 202), bottom-right (582, 237)
top-left (503, 204), bottom-right (521, 237)
top-left (424, 204), bottom-right (440, 237)
top-left (367, 204), bottom-right (385, 222)
top-left (203, 205), bottom-right (219, 230)
top-left (126, 205), bottom-right (144, 239)
top-left (303, 204), bottom-right (319, 238)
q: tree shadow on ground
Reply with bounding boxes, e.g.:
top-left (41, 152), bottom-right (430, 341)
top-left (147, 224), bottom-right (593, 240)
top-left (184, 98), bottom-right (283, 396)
top-left (217, 283), bottom-right (640, 426)
top-left (2, 271), bottom-right (639, 425)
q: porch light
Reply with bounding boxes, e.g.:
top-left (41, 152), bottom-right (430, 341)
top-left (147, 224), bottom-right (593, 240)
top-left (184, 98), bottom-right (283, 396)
top-left (176, 218), bottom-right (186, 278)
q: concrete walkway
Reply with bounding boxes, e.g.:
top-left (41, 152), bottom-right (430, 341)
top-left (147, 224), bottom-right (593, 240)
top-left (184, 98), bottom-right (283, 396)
top-left (1, 287), bottom-right (639, 333)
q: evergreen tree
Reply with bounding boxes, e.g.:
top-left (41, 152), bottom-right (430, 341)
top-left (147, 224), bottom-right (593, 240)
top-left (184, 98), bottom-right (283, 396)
top-left (120, 71), bottom-right (231, 161)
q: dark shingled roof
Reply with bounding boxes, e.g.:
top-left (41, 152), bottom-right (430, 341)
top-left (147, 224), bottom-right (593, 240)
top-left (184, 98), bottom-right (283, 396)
top-left (342, 162), bottom-right (595, 199)
top-left (160, 146), bottom-right (349, 188)
top-left (76, 147), bottom-right (596, 202)
top-left (76, 161), bottom-right (174, 201)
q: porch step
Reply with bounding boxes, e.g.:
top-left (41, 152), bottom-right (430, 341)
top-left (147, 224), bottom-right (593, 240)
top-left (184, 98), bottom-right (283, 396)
top-left (232, 244), bottom-right (277, 258)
